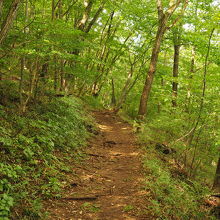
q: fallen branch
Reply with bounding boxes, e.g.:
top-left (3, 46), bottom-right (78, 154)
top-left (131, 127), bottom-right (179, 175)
top-left (88, 153), bottom-right (106, 158)
top-left (61, 196), bottom-right (98, 201)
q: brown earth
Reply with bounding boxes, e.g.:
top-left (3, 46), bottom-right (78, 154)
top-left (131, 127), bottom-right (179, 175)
top-left (45, 110), bottom-right (151, 220)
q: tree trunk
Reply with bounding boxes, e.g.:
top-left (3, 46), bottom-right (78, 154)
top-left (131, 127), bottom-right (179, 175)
top-left (77, 0), bottom-right (93, 31)
top-left (85, 1), bottom-right (105, 33)
top-left (0, 0), bottom-right (3, 24)
top-left (138, 18), bottom-right (167, 116)
top-left (213, 157), bottom-right (220, 192)
top-left (186, 46), bottom-right (195, 112)
top-left (0, 0), bottom-right (21, 44)
top-left (58, 0), bottom-right (63, 19)
top-left (19, 57), bottom-right (24, 111)
top-left (60, 59), bottom-right (65, 92)
top-left (54, 56), bottom-right (58, 92)
top-left (52, 0), bottom-right (55, 20)
top-left (40, 62), bottom-right (49, 78)
top-left (116, 71), bottom-right (133, 111)
top-left (111, 78), bottom-right (116, 106)
top-left (172, 42), bottom-right (180, 107)
top-left (138, 0), bottom-right (187, 117)
top-left (187, 28), bottom-right (214, 146)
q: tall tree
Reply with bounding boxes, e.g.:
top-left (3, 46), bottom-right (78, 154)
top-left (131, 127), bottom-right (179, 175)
top-left (138, 0), bottom-right (188, 117)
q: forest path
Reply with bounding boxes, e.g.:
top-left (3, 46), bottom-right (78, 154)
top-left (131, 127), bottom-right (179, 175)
top-left (46, 110), bottom-right (150, 219)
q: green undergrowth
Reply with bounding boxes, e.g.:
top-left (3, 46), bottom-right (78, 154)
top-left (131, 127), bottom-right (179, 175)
top-left (0, 97), bottom-right (94, 219)
top-left (142, 146), bottom-right (215, 219)
top-left (138, 109), bottom-right (219, 183)
top-left (135, 111), bottom-right (218, 219)
top-left (81, 96), bottom-right (104, 110)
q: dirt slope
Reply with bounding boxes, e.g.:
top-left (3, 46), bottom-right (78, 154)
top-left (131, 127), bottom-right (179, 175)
top-left (45, 110), bottom-right (150, 220)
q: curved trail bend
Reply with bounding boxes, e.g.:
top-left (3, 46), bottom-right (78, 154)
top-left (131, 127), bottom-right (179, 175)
top-left (46, 111), bottom-right (150, 219)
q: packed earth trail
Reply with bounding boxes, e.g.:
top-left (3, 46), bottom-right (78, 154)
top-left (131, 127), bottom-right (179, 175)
top-left (45, 111), bottom-right (150, 219)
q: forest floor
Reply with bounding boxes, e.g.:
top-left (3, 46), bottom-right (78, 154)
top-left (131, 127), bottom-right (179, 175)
top-left (44, 110), bottom-right (151, 220)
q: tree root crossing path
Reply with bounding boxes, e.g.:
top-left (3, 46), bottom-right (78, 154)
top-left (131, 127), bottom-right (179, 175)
top-left (46, 111), bottom-right (150, 220)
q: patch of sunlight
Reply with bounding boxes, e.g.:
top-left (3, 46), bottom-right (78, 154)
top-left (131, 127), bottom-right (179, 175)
top-left (97, 124), bottom-right (113, 131)
top-left (129, 152), bottom-right (139, 156)
top-left (122, 215), bottom-right (137, 220)
top-left (81, 174), bottom-right (94, 181)
top-left (135, 190), bottom-right (150, 196)
top-left (121, 127), bottom-right (129, 130)
top-left (109, 150), bottom-right (139, 157)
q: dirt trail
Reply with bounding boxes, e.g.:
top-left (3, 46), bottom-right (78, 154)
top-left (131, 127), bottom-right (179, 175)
top-left (46, 111), bottom-right (150, 219)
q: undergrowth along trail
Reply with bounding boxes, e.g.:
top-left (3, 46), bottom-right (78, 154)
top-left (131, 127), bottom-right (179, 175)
top-left (46, 110), bottom-right (150, 219)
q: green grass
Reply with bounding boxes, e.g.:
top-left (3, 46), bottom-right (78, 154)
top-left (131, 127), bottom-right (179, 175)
top-left (123, 205), bottom-right (134, 212)
top-left (82, 202), bottom-right (101, 213)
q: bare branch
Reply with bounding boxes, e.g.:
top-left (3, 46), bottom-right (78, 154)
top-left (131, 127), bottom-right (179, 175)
top-left (167, 0), bottom-right (188, 30)
top-left (54, 0), bottom-right (62, 11)
top-left (166, 0), bottom-right (181, 15)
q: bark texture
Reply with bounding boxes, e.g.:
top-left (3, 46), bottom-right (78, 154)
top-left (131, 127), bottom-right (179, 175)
top-left (138, 15), bottom-right (167, 116)
top-left (0, 0), bottom-right (21, 44)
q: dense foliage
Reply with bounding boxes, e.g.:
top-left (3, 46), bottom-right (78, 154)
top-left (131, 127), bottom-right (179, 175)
top-left (0, 95), bottom-right (93, 219)
top-left (0, 0), bottom-right (219, 218)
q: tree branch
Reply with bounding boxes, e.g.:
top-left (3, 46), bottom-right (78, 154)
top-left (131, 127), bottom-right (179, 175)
top-left (167, 0), bottom-right (188, 30)
top-left (85, 1), bottom-right (105, 33)
top-left (166, 0), bottom-right (181, 15)
top-left (62, 0), bottom-right (78, 17)
top-left (156, 0), bottom-right (164, 19)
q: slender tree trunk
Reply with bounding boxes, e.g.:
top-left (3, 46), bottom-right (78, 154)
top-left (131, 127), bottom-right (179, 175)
top-left (0, 0), bottom-right (21, 44)
top-left (85, 1), bottom-right (105, 33)
top-left (58, 0), bottom-right (63, 19)
top-left (138, 19), bottom-right (167, 116)
top-left (186, 1), bottom-right (198, 112)
top-left (0, 0), bottom-right (3, 23)
top-left (186, 46), bottom-right (195, 112)
top-left (172, 43), bottom-right (180, 107)
top-left (91, 12), bottom-right (115, 95)
top-left (213, 157), bottom-right (220, 192)
top-left (116, 73), bottom-right (132, 110)
top-left (115, 61), bottom-right (135, 111)
top-left (40, 61), bottom-right (49, 78)
top-left (54, 56), bottom-right (58, 92)
top-left (187, 28), bottom-right (214, 146)
top-left (111, 78), bottom-right (116, 106)
top-left (52, 0), bottom-right (55, 20)
top-left (19, 58), bottom-right (24, 111)
top-left (190, 47), bottom-right (195, 78)
top-left (19, 0), bottom-right (28, 112)
top-left (60, 60), bottom-right (65, 92)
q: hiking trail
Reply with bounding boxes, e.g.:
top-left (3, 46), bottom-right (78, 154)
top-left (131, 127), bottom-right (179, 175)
top-left (45, 110), bottom-right (150, 220)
